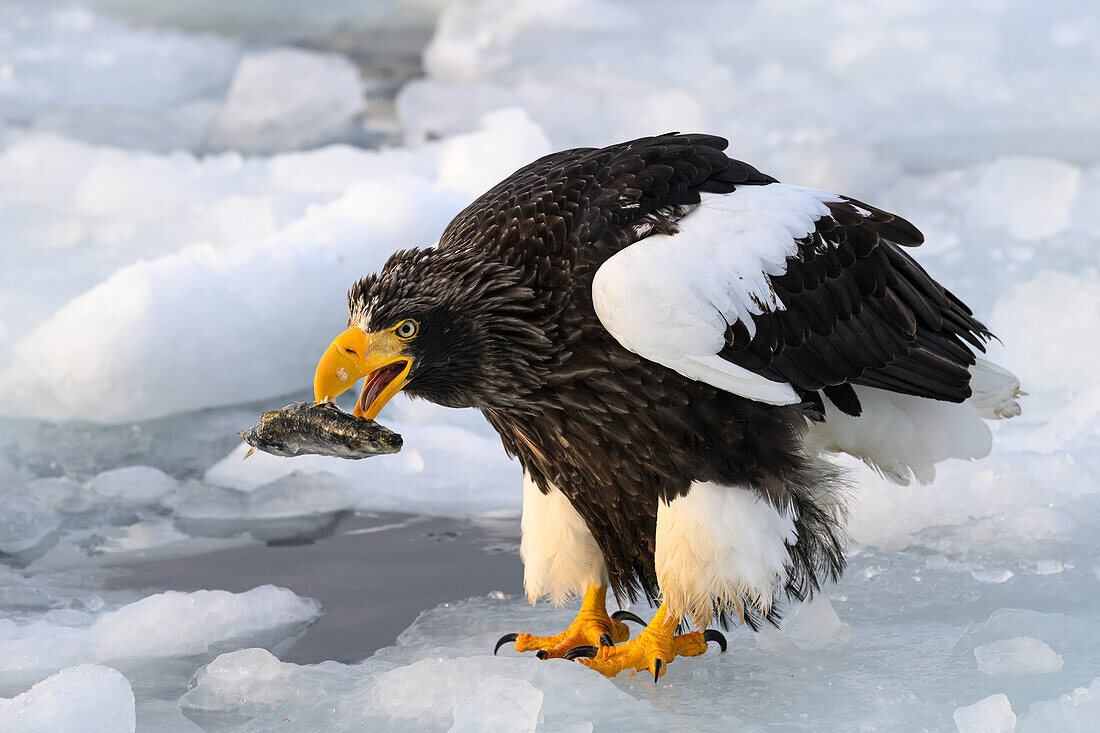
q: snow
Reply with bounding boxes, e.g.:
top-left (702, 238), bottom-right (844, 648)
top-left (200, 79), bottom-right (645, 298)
top-left (207, 49), bottom-right (366, 154)
top-left (0, 111), bottom-right (549, 424)
top-left (0, 664), bottom-right (136, 733)
top-left (0, 586), bottom-right (321, 681)
top-left (975, 637), bottom-right (1064, 676)
top-left (0, 0), bottom-right (1098, 730)
top-left (954, 693), bottom-right (1016, 733)
top-left (0, 2), bottom-right (239, 152)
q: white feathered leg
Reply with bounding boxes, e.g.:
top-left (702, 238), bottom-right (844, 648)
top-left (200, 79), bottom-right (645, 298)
top-left (655, 481), bottom-right (797, 630)
top-left (501, 473), bottom-right (628, 660)
top-left (520, 472), bottom-right (607, 606)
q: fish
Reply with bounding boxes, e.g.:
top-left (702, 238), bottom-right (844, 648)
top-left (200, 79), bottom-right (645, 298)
top-left (238, 401), bottom-right (403, 460)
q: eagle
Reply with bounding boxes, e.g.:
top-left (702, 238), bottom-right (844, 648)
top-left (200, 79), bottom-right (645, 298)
top-left (312, 134), bottom-right (1021, 680)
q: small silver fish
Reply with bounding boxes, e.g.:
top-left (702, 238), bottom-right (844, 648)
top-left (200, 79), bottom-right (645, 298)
top-left (239, 401), bottom-right (402, 460)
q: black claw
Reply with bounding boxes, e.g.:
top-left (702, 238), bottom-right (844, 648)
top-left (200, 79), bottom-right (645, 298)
top-left (494, 633), bottom-right (519, 655)
top-left (652, 658), bottom-right (664, 683)
top-left (611, 609), bottom-right (646, 626)
top-left (703, 629), bottom-right (728, 652)
top-left (535, 649), bottom-right (549, 660)
top-left (598, 632), bottom-right (614, 647)
top-left (563, 645), bottom-right (599, 661)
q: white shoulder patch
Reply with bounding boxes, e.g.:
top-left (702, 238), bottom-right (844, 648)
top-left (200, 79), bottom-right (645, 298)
top-left (592, 185), bottom-right (840, 405)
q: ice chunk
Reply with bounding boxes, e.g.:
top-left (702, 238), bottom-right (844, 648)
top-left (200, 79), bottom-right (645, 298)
top-left (448, 677), bottom-right (543, 732)
top-left (172, 472), bottom-right (358, 540)
top-left (974, 637), bottom-right (1063, 676)
top-left (207, 49), bottom-right (365, 154)
top-left (954, 693), bottom-right (1016, 733)
top-left (87, 465), bottom-right (177, 504)
top-left (1018, 678), bottom-right (1100, 733)
top-left (990, 271), bottom-right (1100, 399)
top-left (0, 586), bottom-right (321, 675)
top-left (968, 157), bottom-right (1079, 240)
top-left (406, 0), bottom-right (1100, 179)
top-left (180, 648), bottom-right (364, 730)
top-left (0, 3), bottom-right (239, 152)
top-left (89, 586), bottom-right (321, 659)
top-left (971, 569), bottom-right (1014, 584)
top-left (0, 493), bottom-right (60, 555)
top-left (26, 477), bottom-right (100, 515)
top-left (758, 596), bottom-right (852, 650)
top-left (186, 653), bottom-right (674, 732)
top-left (0, 112), bottom-right (551, 424)
top-left (0, 664), bottom-right (135, 733)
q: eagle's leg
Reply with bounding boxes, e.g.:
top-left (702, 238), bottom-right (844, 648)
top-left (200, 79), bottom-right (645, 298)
top-left (573, 604), bottom-right (724, 681)
top-left (496, 584), bottom-right (631, 659)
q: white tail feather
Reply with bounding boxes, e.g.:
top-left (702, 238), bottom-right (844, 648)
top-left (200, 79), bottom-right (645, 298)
top-left (808, 360), bottom-right (1021, 485)
top-left (967, 358), bottom-right (1024, 419)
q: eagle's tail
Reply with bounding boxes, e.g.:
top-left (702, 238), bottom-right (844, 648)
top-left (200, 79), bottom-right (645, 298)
top-left (806, 358), bottom-right (1022, 485)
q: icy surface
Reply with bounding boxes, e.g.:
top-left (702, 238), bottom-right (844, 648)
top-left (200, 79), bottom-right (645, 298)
top-left (1018, 678), bottom-right (1100, 733)
top-left (88, 466), bottom-right (177, 504)
top-left (0, 494), bottom-right (60, 555)
top-left (0, 586), bottom-right (321, 684)
top-left (0, 0), bottom-right (1098, 730)
top-left (0, 664), bottom-right (136, 733)
top-left (207, 48), bottom-right (366, 154)
top-left (954, 693), bottom-right (1016, 733)
top-left (975, 637), bottom-right (1064, 676)
top-left (0, 109), bottom-right (549, 423)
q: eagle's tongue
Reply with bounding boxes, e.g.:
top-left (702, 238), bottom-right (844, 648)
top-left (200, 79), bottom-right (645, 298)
top-left (357, 362), bottom-right (406, 416)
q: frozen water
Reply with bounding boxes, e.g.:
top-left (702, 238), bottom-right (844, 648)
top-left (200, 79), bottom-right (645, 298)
top-left (0, 585), bottom-right (321, 686)
top-left (0, 664), bottom-right (136, 733)
top-left (0, 494), bottom-right (60, 555)
top-left (87, 465), bottom-right (177, 504)
top-left (954, 693), bottom-right (1016, 733)
top-left (0, 0), bottom-right (1098, 730)
top-left (207, 48), bottom-right (366, 154)
top-left (177, 574), bottom-right (1100, 731)
top-left (1017, 678), bottom-right (1100, 733)
top-left (171, 472), bottom-right (359, 540)
top-left (975, 637), bottom-right (1063, 676)
top-left (403, 0), bottom-right (1100, 179)
top-left (0, 1), bottom-right (239, 152)
top-left (0, 110), bottom-right (550, 424)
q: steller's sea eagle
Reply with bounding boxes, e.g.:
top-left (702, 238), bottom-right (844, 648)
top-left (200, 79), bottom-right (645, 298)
top-left (312, 134), bottom-right (1022, 680)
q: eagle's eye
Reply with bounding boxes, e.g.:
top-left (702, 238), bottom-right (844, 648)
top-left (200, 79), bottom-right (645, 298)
top-left (394, 319), bottom-right (419, 339)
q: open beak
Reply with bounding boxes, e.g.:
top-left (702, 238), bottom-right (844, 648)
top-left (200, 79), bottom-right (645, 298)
top-left (313, 327), bottom-right (413, 419)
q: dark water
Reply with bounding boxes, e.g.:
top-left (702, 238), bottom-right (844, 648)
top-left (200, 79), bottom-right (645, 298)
top-left (110, 512), bottom-right (524, 664)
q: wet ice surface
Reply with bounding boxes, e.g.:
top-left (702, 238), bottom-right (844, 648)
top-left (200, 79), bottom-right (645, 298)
top-left (2, 0), bottom-right (1100, 730)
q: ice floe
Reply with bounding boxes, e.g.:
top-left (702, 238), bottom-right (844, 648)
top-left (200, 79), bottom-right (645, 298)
top-left (0, 664), bottom-right (136, 733)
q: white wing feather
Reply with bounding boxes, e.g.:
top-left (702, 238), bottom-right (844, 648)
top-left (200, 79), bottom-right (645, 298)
top-left (592, 185), bottom-right (840, 404)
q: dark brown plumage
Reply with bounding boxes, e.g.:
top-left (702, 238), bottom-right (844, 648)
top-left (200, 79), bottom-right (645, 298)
top-left (344, 133), bottom-right (992, 627)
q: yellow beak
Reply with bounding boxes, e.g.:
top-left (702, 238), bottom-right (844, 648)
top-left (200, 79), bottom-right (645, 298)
top-left (313, 327), bottom-right (413, 419)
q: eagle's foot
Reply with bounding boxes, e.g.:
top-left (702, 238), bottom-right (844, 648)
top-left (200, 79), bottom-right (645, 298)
top-left (494, 585), bottom-right (630, 660)
top-left (572, 605), bottom-right (725, 681)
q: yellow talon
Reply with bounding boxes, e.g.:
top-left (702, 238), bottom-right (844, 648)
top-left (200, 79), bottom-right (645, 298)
top-left (577, 604), bottom-right (709, 681)
top-left (497, 585), bottom-right (630, 659)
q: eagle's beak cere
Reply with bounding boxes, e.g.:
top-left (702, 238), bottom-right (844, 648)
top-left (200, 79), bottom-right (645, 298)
top-left (313, 327), bottom-right (413, 419)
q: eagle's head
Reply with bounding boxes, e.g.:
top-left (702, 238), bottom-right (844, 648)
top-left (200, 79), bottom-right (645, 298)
top-left (313, 246), bottom-right (552, 417)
